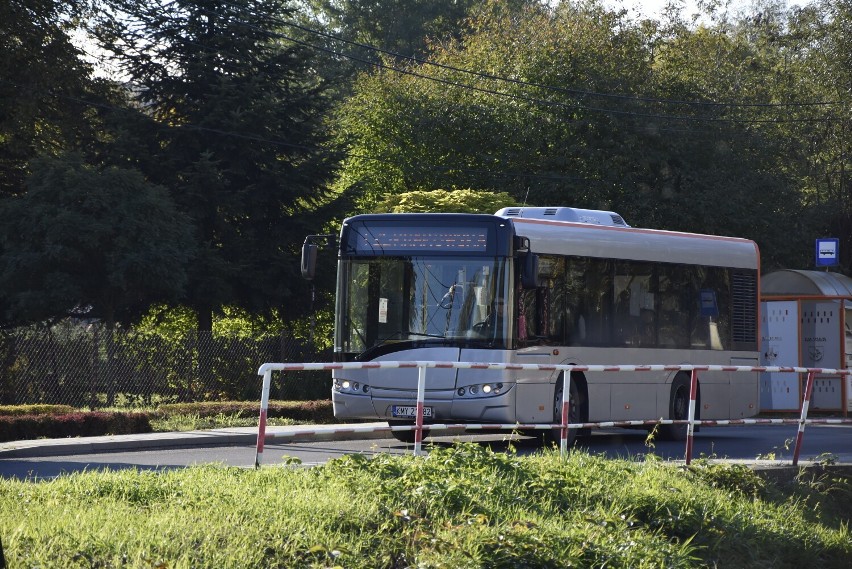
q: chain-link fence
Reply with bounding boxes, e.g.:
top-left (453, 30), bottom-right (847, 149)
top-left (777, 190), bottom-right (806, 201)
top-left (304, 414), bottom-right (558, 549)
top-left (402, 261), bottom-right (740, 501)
top-left (0, 324), bottom-right (331, 408)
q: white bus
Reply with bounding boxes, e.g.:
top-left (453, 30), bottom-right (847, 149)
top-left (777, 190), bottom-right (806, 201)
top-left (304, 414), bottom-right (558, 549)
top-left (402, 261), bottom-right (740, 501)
top-left (302, 206), bottom-right (760, 443)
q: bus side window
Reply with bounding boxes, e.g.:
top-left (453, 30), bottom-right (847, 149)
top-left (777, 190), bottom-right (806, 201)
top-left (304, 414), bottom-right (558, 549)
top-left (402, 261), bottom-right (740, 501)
top-left (537, 255), bottom-right (567, 345)
top-left (658, 265), bottom-right (689, 348)
top-left (613, 262), bottom-right (655, 348)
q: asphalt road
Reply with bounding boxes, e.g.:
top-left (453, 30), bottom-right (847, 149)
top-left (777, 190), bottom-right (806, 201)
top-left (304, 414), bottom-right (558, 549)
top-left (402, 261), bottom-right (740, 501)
top-left (2, 424), bottom-right (850, 480)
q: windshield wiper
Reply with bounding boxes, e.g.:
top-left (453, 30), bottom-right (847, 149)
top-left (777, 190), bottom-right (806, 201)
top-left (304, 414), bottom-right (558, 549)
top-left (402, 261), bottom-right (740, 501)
top-left (377, 330), bottom-right (446, 342)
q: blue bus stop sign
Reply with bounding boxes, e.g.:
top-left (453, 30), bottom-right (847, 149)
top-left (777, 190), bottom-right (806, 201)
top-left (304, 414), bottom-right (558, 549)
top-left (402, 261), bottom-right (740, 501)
top-left (815, 238), bottom-right (839, 267)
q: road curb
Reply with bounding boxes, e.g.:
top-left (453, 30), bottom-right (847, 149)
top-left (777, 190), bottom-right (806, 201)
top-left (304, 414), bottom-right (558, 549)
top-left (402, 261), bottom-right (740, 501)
top-left (0, 423), bottom-right (391, 459)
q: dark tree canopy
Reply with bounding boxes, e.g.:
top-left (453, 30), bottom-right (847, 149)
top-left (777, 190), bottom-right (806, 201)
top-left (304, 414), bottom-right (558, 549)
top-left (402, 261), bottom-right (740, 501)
top-left (0, 154), bottom-right (193, 328)
top-left (0, 0), bottom-right (98, 196)
top-left (304, 0), bottom-right (483, 59)
top-left (91, 0), bottom-right (342, 329)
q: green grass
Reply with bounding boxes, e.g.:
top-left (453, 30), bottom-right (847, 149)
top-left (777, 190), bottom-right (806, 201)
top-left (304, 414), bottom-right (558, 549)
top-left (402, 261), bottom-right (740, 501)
top-left (1, 444), bottom-right (850, 568)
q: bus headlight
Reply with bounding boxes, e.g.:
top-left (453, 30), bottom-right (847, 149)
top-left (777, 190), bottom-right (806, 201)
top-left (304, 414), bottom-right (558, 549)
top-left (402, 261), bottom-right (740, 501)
top-left (334, 379), bottom-right (369, 394)
top-left (455, 383), bottom-right (508, 399)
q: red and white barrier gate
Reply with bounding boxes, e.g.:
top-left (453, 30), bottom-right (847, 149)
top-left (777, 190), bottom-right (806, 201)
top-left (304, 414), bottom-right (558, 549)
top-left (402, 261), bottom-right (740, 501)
top-left (254, 362), bottom-right (852, 468)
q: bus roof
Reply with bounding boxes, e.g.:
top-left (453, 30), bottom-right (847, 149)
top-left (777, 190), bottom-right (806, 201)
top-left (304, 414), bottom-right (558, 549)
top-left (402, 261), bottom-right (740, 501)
top-left (509, 217), bottom-right (759, 270)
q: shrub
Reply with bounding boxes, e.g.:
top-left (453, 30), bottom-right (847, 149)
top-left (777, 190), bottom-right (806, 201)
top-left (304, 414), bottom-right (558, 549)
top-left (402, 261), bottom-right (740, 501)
top-left (0, 404), bottom-right (75, 416)
top-left (0, 412), bottom-right (152, 442)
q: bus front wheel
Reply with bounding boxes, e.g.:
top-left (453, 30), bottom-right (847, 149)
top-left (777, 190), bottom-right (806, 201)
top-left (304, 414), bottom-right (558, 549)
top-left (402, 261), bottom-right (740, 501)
top-left (388, 420), bottom-right (419, 443)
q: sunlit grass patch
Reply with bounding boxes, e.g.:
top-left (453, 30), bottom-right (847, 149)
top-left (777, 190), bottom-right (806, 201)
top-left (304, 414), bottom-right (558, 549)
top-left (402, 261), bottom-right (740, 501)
top-left (1, 444), bottom-right (849, 568)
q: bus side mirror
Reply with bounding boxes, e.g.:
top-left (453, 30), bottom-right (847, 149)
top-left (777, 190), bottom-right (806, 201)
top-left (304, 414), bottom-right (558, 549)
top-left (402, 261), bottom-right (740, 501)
top-left (301, 242), bottom-right (318, 280)
top-left (521, 253), bottom-right (539, 289)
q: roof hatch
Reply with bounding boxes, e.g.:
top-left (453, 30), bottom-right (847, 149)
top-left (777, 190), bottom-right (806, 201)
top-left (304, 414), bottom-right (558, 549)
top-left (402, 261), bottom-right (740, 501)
top-left (495, 206), bottom-right (630, 227)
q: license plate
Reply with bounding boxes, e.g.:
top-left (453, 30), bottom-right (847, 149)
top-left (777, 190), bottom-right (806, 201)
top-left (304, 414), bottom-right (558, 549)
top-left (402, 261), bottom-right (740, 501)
top-left (392, 405), bottom-right (433, 418)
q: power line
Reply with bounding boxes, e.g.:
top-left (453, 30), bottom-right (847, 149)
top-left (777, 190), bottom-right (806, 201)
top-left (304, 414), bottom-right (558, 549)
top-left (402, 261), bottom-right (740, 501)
top-left (274, 10), bottom-right (846, 110)
top-left (210, 0), bottom-right (847, 112)
top-left (87, 1), bottom-right (850, 132)
top-left (19, 2), bottom-right (845, 188)
top-left (197, 2), bottom-right (844, 125)
top-left (0, 77), bottom-right (601, 186)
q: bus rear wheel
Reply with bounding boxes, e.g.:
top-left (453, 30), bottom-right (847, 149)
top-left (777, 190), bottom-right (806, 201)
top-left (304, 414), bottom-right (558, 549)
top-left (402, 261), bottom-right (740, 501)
top-left (545, 374), bottom-right (581, 447)
top-left (659, 374), bottom-right (695, 441)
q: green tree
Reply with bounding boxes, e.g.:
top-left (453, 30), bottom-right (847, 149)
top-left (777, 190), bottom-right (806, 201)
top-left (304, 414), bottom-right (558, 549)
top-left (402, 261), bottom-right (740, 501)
top-left (333, 0), bottom-right (814, 268)
top-left (334, 1), bottom-right (656, 211)
top-left (780, 0), bottom-right (852, 272)
top-left (91, 0), bottom-right (342, 330)
top-left (302, 0), bottom-right (485, 60)
top-left (374, 188), bottom-right (518, 213)
top-left (0, 154), bottom-right (193, 328)
top-left (0, 0), bottom-right (99, 197)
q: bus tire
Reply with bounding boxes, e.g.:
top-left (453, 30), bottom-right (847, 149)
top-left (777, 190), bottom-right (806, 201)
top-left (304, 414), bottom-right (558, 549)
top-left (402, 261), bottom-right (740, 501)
top-left (388, 420), bottom-right (419, 443)
top-left (659, 374), bottom-right (696, 441)
top-left (545, 373), bottom-right (581, 447)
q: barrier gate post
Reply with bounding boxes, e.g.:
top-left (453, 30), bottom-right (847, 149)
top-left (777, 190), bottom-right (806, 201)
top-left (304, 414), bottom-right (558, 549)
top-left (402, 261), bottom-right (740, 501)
top-left (792, 370), bottom-right (817, 467)
top-left (413, 364), bottom-right (427, 456)
top-left (560, 370), bottom-right (573, 456)
top-left (684, 369), bottom-right (699, 466)
top-left (255, 368), bottom-right (272, 468)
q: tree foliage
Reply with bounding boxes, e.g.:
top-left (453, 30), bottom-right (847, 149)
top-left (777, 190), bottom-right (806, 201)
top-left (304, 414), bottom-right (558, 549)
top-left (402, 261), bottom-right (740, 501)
top-left (0, 0), bottom-right (100, 196)
top-left (302, 0), bottom-right (488, 59)
top-left (0, 154), bottom-right (193, 328)
top-left (333, 0), bottom-right (842, 270)
top-left (90, 0), bottom-right (343, 329)
top-left (1, 0), bottom-right (851, 335)
top-left (374, 189), bottom-right (519, 213)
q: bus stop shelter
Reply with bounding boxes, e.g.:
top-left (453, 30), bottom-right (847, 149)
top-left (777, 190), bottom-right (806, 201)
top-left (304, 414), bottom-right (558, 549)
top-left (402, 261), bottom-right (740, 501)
top-left (760, 270), bottom-right (852, 415)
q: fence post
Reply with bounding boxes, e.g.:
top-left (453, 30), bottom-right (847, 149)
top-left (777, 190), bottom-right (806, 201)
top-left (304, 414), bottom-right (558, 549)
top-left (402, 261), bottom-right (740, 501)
top-left (413, 364), bottom-right (427, 456)
top-left (684, 368), bottom-right (699, 466)
top-left (255, 367), bottom-right (272, 468)
top-left (90, 327), bottom-right (100, 409)
top-left (560, 370), bottom-right (573, 456)
top-left (792, 370), bottom-right (817, 467)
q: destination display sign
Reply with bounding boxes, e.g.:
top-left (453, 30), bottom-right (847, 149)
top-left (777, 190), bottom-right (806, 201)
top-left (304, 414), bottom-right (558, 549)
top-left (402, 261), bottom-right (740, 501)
top-left (349, 225), bottom-right (490, 253)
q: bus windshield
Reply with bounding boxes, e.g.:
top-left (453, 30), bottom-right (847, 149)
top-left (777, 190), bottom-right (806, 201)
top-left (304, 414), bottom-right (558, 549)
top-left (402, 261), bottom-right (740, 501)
top-left (335, 256), bottom-right (511, 355)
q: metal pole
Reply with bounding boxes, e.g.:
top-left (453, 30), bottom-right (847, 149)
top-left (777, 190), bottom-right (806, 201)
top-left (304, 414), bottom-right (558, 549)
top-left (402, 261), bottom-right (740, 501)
top-left (310, 284), bottom-right (316, 345)
top-left (255, 369), bottom-right (272, 468)
top-left (414, 364), bottom-right (427, 456)
top-left (792, 370), bottom-right (817, 466)
top-left (560, 371), bottom-right (572, 456)
top-left (685, 369), bottom-right (699, 466)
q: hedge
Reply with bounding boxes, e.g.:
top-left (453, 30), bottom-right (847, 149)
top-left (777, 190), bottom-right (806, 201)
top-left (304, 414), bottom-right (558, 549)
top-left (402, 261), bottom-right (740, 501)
top-left (0, 404), bottom-right (75, 416)
top-left (0, 412), bottom-right (152, 443)
top-left (0, 400), bottom-right (336, 443)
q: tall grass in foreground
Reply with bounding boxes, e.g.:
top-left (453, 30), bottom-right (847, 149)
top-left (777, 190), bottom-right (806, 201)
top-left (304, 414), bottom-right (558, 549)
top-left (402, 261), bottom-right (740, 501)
top-left (1, 444), bottom-right (849, 568)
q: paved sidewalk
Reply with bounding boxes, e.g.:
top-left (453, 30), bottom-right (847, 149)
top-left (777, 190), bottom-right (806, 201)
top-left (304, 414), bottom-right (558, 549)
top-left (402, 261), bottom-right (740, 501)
top-left (0, 422), bottom-right (391, 459)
